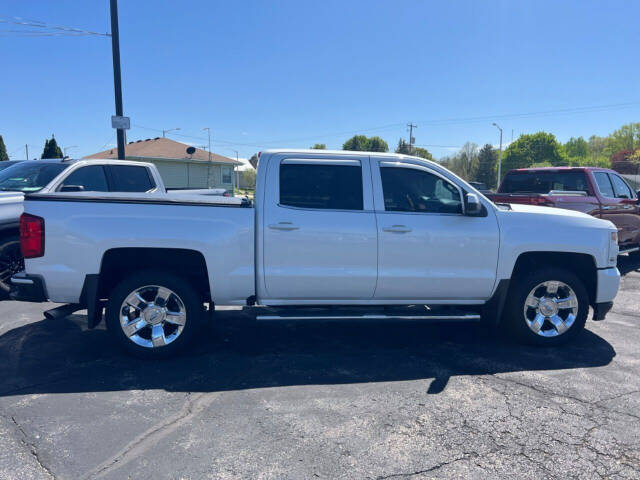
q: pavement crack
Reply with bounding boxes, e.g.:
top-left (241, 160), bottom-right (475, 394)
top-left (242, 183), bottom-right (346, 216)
top-left (375, 452), bottom-right (481, 479)
top-left (84, 391), bottom-right (219, 480)
top-left (10, 415), bottom-right (55, 479)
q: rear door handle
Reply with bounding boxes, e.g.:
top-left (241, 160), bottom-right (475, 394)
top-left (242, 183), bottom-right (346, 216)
top-left (383, 225), bottom-right (412, 233)
top-left (268, 222), bottom-right (299, 231)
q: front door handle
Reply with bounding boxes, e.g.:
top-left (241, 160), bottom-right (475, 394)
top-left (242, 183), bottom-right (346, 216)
top-left (268, 222), bottom-right (299, 231)
top-left (383, 225), bottom-right (412, 233)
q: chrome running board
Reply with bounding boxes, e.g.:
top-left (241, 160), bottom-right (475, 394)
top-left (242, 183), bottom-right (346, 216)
top-left (256, 313), bottom-right (481, 322)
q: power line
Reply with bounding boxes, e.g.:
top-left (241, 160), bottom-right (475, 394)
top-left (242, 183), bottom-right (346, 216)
top-left (0, 17), bottom-right (110, 37)
top-left (130, 100), bottom-right (640, 150)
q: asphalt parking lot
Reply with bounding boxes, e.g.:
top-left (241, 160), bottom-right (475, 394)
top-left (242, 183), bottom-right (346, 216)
top-left (1, 257), bottom-right (639, 480)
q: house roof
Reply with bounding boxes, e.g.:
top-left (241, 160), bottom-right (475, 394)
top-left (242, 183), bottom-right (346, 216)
top-left (84, 137), bottom-right (240, 165)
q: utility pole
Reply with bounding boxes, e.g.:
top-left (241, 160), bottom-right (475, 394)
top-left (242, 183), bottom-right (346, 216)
top-left (110, 0), bottom-right (125, 160)
top-left (493, 123), bottom-right (503, 186)
top-left (25, 144), bottom-right (29, 160)
top-left (407, 123), bottom-right (417, 154)
top-left (203, 127), bottom-right (212, 187)
top-left (231, 149), bottom-right (239, 195)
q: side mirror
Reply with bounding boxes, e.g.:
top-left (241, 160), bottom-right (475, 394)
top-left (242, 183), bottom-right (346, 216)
top-left (637, 190), bottom-right (640, 204)
top-left (465, 193), bottom-right (483, 216)
top-left (59, 185), bottom-right (85, 192)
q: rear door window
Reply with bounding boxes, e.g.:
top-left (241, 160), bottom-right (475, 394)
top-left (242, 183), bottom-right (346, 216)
top-left (107, 165), bottom-right (154, 192)
top-left (500, 171), bottom-right (589, 194)
top-left (59, 165), bottom-right (108, 192)
top-left (279, 163), bottom-right (363, 210)
top-left (593, 172), bottom-right (615, 198)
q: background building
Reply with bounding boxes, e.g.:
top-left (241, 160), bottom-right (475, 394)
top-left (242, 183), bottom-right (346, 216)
top-left (85, 137), bottom-right (241, 190)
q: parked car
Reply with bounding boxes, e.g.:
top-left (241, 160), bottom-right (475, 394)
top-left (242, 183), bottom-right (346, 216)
top-left (0, 158), bottom-right (223, 295)
top-left (468, 181), bottom-right (493, 195)
top-left (487, 167), bottom-right (640, 255)
top-left (12, 150), bottom-right (620, 357)
top-left (0, 160), bottom-right (23, 172)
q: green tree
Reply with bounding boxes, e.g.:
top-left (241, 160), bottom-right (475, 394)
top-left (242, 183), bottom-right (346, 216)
top-left (342, 135), bottom-right (388, 152)
top-left (41, 136), bottom-right (63, 159)
top-left (310, 143), bottom-right (326, 149)
top-left (411, 146), bottom-right (434, 161)
top-left (475, 144), bottom-right (496, 188)
top-left (501, 132), bottom-right (567, 176)
top-left (565, 136), bottom-right (588, 159)
top-left (342, 135), bottom-right (370, 151)
top-left (0, 135), bottom-right (8, 161)
top-left (367, 136), bottom-right (388, 152)
top-left (439, 142), bottom-right (478, 181)
top-left (241, 169), bottom-right (256, 189)
top-left (395, 138), bottom-right (411, 154)
top-left (605, 122), bottom-right (640, 155)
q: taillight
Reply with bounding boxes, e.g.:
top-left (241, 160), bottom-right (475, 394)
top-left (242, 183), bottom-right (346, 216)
top-left (19, 213), bottom-right (45, 258)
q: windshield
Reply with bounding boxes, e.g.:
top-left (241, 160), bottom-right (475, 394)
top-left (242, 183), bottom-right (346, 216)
top-left (0, 162), bottom-right (68, 193)
top-left (0, 161), bottom-right (21, 172)
top-left (500, 171), bottom-right (589, 194)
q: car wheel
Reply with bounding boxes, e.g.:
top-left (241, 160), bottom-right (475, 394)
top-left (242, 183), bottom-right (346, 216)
top-left (0, 237), bottom-right (24, 298)
top-left (504, 267), bottom-right (589, 346)
top-left (105, 270), bottom-right (206, 358)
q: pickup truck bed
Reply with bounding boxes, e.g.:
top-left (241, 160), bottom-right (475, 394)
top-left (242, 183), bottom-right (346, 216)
top-left (12, 150), bottom-right (621, 357)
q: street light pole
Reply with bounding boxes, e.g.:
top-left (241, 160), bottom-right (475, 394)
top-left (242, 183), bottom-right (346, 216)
top-left (109, 0), bottom-right (125, 160)
top-left (493, 122), bottom-right (503, 187)
top-left (162, 127), bottom-right (181, 138)
top-left (63, 146), bottom-right (78, 158)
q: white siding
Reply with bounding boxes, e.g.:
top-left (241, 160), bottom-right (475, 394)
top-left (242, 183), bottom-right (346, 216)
top-left (130, 157), bottom-right (233, 189)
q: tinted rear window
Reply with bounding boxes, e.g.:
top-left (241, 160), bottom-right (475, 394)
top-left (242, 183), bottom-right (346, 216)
top-left (107, 165), bottom-right (154, 192)
top-left (280, 163), bottom-right (363, 210)
top-left (501, 171), bottom-right (589, 194)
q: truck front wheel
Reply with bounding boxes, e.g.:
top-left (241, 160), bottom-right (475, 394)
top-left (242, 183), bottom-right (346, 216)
top-left (504, 267), bottom-right (589, 346)
top-left (105, 270), bottom-right (205, 358)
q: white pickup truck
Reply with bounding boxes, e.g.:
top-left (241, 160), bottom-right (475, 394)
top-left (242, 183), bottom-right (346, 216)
top-left (11, 150), bottom-right (621, 357)
top-left (0, 158), bottom-right (225, 295)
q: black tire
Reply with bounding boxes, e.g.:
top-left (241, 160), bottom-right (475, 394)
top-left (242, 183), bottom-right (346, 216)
top-left (503, 266), bottom-right (589, 346)
top-left (105, 270), bottom-right (206, 358)
top-left (0, 236), bottom-right (24, 298)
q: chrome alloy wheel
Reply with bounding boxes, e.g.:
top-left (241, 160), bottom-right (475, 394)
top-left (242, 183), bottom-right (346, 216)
top-left (119, 285), bottom-right (187, 348)
top-left (523, 280), bottom-right (579, 338)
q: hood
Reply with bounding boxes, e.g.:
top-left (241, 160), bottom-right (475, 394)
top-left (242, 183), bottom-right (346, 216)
top-left (498, 202), bottom-right (616, 231)
top-left (507, 203), bottom-right (593, 219)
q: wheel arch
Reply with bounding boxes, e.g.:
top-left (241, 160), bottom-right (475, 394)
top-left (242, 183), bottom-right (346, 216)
top-left (510, 251), bottom-right (597, 305)
top-left (98, 247), bottom-right (212, 302)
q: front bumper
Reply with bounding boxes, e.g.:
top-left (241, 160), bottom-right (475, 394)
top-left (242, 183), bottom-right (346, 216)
top-left (595, 267), bottom-right (620, 304)
top-left (9, 273), bottom-right (47, 302)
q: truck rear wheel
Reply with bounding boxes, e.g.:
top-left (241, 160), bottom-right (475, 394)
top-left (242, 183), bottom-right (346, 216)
top-left (504, 267), bottom-right (589, 346)
top-left (105, 270), bottom-right (205, 358)
top-left (0, 236), bottom-right (24, 298)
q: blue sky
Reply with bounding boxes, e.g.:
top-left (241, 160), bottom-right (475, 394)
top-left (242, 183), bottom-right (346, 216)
top-left (1, 0), bottom-right (639, 160)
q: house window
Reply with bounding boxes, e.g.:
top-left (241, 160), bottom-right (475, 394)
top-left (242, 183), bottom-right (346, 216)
top-left (222, 167), bottom-right (232, 184)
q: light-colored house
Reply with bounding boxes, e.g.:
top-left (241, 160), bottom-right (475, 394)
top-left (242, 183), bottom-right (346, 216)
top-left (85, 137), bottom-right (241, 190)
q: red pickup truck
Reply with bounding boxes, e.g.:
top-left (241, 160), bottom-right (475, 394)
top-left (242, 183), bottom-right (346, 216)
top-left (487, 166), bottom-right (640, 253)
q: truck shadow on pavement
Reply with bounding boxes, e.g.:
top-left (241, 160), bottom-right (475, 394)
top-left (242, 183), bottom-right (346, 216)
top-left (0, 308), bottom-right (616, 398)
